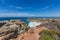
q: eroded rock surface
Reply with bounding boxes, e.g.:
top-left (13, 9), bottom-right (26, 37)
top-left (0, 18), bottom-right (60, 40)
top-left (0, 20), bottom-right (27, 40)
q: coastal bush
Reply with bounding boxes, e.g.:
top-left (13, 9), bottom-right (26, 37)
top-left (39, 30), bottom-right (55, 40)
top-left (54, 21), bottom-right (60, 30)
top-left (57, 25), bottom-right (60, 30)
top-left (55, 31), bottom-right (60, 37)
top-left (39, 30), bottom-right (60, 40)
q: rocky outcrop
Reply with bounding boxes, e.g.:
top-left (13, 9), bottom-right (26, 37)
top-left (0, 21), bottom-right (8, 28)
top-left (0, 20), bottom-right (27, 40)
top-left (0, 18), bottom-right (60, 40)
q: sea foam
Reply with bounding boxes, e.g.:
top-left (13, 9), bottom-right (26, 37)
top-left (28, 22), bottom-right (41, 27)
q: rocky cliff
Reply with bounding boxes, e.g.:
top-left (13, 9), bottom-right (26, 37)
top-left (0, 20), bottom-right (27, 40)
top-left (0, 18), bottom-right (60, 40)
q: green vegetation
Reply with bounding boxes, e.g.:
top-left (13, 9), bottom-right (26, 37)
top-left (39, 30), bottom-right (55, 40)
top-left (55, 21), bottom-right (60, 30)
top-left (39, 30), bottom-right (60, 40)
top-left (57, 25), bottom-right (60, 30)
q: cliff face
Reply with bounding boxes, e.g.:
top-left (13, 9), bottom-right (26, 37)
top-left (0, 18), bottom-right (60, 40)
top-left (0, 20), bottom-right (48, 40)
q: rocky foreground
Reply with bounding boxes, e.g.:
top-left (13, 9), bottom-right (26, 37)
top-left (0, 19), bottom-right (60, 40)
top-left (0, 20), bottom-right (27, 40)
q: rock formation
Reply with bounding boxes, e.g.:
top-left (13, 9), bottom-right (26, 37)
top-left (0, 18), bottom-right (60, 40)
top-left (0, 20), bottom-right (27, 40)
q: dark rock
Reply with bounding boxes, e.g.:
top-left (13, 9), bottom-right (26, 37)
top-left (0, 22), bottom-right (6, 28)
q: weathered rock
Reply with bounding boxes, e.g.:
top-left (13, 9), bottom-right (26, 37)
top-left (1, 33), bottom-right (15, 40)
top-left (0, 21), bottom-right (8, 28)
top-left (21, 22), bottom-right (27, 29)
top-left (0, 20), bottom-right (28, 40)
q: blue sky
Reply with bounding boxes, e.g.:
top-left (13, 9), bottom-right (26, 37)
top-left (0, 0), bottom-right (60, 17)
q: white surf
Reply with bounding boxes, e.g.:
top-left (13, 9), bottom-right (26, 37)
top-left (28, 22), bottom-right (41, 27)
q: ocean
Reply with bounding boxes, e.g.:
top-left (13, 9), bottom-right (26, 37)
top-left (0, 17), bottom-right (60, 21)
top-left (0, 17), bottom-right (29, 26)
top-left (0, 17), bottom-right (60, 26)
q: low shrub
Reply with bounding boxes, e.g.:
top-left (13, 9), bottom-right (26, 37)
top-left (39, 30), bottom-right (60, 40)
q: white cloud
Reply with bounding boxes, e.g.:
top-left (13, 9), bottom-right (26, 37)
top-left (0, 12), bottom-right (36, 17)
top-left (41, 5), bottom-right (54, 9)
top-left (8, 5), bottom-right (24, 9)
top-left (8, 5), bottom-right (32, 9)
top-left (41, 6), bottom-right (50, 9)
top-left (0, 12), bottom-right (60, 17)
top-left (15, 6), bottom-right (24, 9)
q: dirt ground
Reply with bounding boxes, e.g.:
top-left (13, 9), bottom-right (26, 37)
top-left (16, 27), bottom-right (47, 40)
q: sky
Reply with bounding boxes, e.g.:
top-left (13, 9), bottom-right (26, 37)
top-left (0, 0), bottom-right (60, 17)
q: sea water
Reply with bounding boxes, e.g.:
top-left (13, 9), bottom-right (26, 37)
top-left (0, 17), bottom-right (28, 25)
top-left (0, 17), bottom-right (59, 27)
